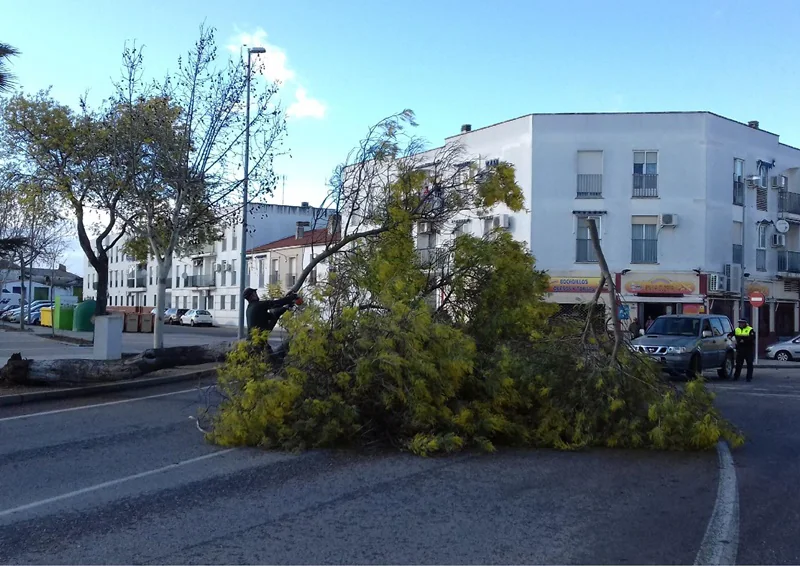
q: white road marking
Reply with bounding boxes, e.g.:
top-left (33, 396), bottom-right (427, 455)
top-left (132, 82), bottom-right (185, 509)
top-left (714, 391), bottom-right (800, 400)
top-left (0, 388), bottom-right (200, 423)
top-left (0, 448), bottom-right (236, 519)
top-left (694, 441), bottom-right (739, 566)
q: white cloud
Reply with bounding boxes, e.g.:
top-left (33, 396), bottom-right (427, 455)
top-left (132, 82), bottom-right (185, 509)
top-left (227, 27), bottom-right (325, 120)
top-left (287, 87), bottom-right (326, 119)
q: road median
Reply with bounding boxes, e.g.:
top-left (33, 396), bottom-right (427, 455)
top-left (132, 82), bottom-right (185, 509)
top-left (0, 363), bottom-right (219, 407)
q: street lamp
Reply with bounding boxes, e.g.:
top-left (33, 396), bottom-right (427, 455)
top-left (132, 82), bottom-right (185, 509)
top-left (238, 46), bottom-right (266, 339)
top-left (740, 174), bottom-right (763, 319)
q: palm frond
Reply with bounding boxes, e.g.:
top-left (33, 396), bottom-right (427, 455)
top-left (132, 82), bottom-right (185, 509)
top-left (0, 41), bottom-right (20, 93)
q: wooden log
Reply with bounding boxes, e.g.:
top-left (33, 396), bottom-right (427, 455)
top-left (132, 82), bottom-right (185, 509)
top-left (0, 342), bottom-right (236, 386)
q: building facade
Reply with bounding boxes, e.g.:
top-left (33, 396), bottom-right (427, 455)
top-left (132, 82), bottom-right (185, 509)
top-left (82, 203), bottom-right (335, 326)
top-left (430, 112), bottom-right (800, 343)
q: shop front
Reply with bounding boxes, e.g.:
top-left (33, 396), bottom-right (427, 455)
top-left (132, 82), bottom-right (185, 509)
top-left (545, 275), bottom-right (609, 323)
top-left (616, 272), bottom-right (706, 329)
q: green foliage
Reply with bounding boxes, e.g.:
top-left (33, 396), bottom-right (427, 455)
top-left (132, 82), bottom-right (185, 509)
top-left (476, 163), bottom-right (525, 212)
top-left (210, 146), bottom-right (743, 457)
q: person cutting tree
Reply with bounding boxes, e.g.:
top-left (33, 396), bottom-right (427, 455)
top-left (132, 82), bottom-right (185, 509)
top-left (242, 287), bottom-right (303, 369)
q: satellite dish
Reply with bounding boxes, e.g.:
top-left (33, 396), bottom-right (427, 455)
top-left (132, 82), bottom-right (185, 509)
top-left (776, 219), bottom-right (790, 234)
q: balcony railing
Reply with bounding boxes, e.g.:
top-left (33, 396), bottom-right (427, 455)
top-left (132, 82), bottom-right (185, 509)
top-left (576, 174), bottom-right (603, 198)
top-left (187, 274), bottom-right (216, 287)
top-left (127, 275), bottom-right (147, 289)
top-left (733, 181), bottom-right (745, 205)
top-left (269, 273), bottom-right (279, 285)
top-left (778, 251), bottom-right (800, 274)
top-left (285, 274), bottom-right (297, 287)
top-left (779, 191), bottom-right (800, 216)
top-left (632, 173), bottom-right (658, 198)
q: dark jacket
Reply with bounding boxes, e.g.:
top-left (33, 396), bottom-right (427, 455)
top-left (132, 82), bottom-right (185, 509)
top-left (246, 295), bottom-right (296, 335)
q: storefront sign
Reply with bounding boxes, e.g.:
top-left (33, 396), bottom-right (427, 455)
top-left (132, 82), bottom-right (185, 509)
top-left (547, 277), bottom-right (601, 294)
top-left (623, 275), bottom-right (697, 296)
top-left (682, 304), bottom-right (706, 315)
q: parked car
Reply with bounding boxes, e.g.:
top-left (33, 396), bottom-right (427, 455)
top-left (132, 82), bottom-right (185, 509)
top-left (164, 308), bottom-right (189, 325)
top-left (25, 303), bottom-right (53, 324)
top-left (764, 336), bottom-right (800, 361)
top-left (180, 309), bottom-right (213, 327)
top-left (631, 314), bottom-right (736, 379)
top-left (2, 306), bottom-right (22, 321)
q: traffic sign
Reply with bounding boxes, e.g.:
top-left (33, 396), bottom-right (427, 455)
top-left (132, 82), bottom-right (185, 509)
top-left (749, 291), bottom-right (766, 308)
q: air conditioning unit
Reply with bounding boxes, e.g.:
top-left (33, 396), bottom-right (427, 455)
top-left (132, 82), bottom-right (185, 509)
top-left (771, 176), bottom-right (786, 190)
top-left (419, 222), bottom-right (433, 234)
top-left (724, 263), bottom-right (743, 294)
top-left (708, 273), bottom-right (728, 294)
top-left (660, 213), bottom-right (678, 227)
top-left (772, 233), bottom-right (786, 247)
top-left (747, 176), bottom-right (760, 189)
top-left (492, 214), bottom-right (511, 229)
top-left (214, 264), bottom-right (222, 273)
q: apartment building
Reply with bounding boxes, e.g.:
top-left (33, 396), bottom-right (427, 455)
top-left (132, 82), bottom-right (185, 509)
top-left (83, 202), bottom-right (335, 326)
top-left (419, 112), bottom-right (800, 341)
top-left (246, 217), bottom-right (339, 295)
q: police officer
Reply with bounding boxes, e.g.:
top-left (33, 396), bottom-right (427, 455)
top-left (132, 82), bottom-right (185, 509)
top-left (728, 318), bottom-right (755, 382)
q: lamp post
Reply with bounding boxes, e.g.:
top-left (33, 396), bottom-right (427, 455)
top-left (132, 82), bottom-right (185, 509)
top-left (238, 46), bottom-right (266, 339)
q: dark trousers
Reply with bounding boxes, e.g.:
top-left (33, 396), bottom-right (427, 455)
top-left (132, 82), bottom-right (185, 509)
top-left (734, 349), bottom-right (754, 381)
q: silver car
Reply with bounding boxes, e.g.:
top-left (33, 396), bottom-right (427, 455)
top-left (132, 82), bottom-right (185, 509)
top-left (764, 336), bottom-right (800, 362)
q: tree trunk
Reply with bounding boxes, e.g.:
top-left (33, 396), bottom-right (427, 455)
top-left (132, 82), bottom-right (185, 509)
top-left (94, 256), bottom-right (109, 316)
top-left (154, 265), bottom-right (168, 349)
top-left (1, 342), bottom-right (233, 386)
top-left (587, 219), bottom-right (624, 357)
top-left (18, 250), bottom-right (25, 331)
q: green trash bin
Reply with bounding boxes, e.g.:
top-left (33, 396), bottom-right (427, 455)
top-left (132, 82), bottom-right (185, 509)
top-left (73, 300), bottom-right (96, 332)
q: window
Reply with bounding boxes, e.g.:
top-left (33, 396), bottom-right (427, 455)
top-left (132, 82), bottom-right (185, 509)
top-left (231, 295), bottom-right (236, 311)
top-left (781, 175), bottom-right (789, 191)
top-left (271, 259), bottom-right (279, 284)
top-left (232, 230), bottom-right (237, 250)
top-left (483, 217), bottom-right (493, 235)
top-left (257, 259), bottom-right (265, 287)
top-left (631, 217), bottom-right (658, 263)
top-left (149, 267), bottom-right (153, 285)
top-left (207, 296), bottom-right (214, 310)
top-left (153, 294), bottom-right (156, 307)
top-left (222, 235), bottom-right (227, 252)
top-left (220, 295), bottom-right (226, 310)
top-left (182, 296), bottom-right (187, 309)
top-left (710, 318), bottom-right (725, 337)
top-left (633, 151), bottom-right (658, 197)
top-left (576, 215), bottom-right (601, 263)
top-left (175, 273), bottom-right (180, 288)
top-left (453, 219), bottom-right (471, 236)
top-left (221, 261), bottom-right (227, 286)
top-left (732, 221), bottom-right (743, 264)
top-left (757, 223), bottom-right (767, 271)
top-left (720, 317), bottom-right (733, 335)
top-left (733, 159), bottom-right (744, 206)
top-left (231, 260), bottom-right (236, 286)
top-left (192, 296), bottom-right (198, 309)
top-left (576, 150), bottom-right (603, 198)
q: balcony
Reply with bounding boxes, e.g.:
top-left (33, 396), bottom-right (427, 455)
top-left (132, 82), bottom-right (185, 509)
top-left (190, 244), bottom-right (216, 258)
top-left (576, 174), bottom-right (603, 198)
top-left (778, 251), bottom-right (800, 277)
top-left (186, 274), bottom-right (216, 288)
top-left (632, 174), bottom-right (658, 198)
top-left (779, 191), bottom-right (800, 217)
top-left (126, 274), bottom-right (147, 289)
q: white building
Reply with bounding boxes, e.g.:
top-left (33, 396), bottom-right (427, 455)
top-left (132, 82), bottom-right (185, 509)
top-left (82, 202), bottom-right (335, 326)
top-left (423, 112), bottom-right (800, 342)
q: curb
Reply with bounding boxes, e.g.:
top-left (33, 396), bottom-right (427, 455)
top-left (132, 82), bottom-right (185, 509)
top-left (0, 367), bottom-right (219, 407)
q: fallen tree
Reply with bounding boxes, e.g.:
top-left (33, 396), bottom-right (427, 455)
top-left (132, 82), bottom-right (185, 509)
top-left (0, 342), bottom-right (233, 386)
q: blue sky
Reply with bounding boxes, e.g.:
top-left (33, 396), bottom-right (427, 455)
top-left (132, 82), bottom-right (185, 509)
top-left (4, 0), bottom-right (800, 272)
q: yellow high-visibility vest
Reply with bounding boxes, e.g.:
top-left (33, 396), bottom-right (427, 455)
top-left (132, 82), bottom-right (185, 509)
top-left (735, 326), bottom-right (754, 336)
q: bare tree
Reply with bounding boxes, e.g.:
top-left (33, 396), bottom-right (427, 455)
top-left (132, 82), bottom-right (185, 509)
top-left (108, 27), bottom-right (286, 348)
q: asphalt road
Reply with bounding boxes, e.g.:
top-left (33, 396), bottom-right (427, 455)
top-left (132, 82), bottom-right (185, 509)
top-left (707, 368), bottom-right (800, 564)
top-left (0, 381), bottom-right (726, 564)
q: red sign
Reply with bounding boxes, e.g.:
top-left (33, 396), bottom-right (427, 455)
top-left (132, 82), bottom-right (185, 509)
top-left (749, 291), bottom-right (766, 308)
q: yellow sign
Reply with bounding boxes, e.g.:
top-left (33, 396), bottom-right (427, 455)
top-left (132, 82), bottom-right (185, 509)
top-left (548, 277), bottom-right (602, 293)
top-left (624, 276), bottom-right (696, 296)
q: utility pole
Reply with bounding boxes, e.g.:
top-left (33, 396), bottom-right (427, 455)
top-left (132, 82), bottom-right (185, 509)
top-left (237, 45), bottom-right (266, 340)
